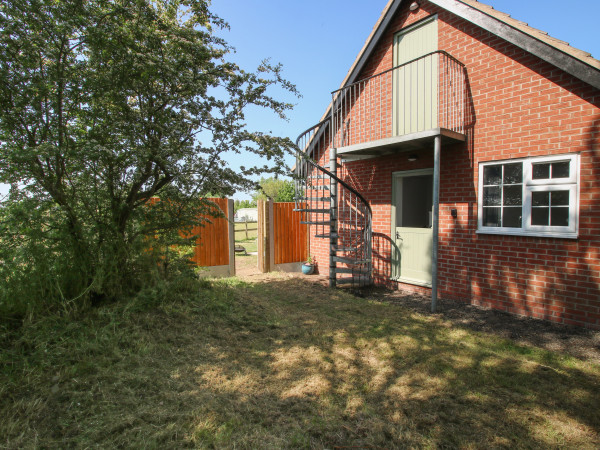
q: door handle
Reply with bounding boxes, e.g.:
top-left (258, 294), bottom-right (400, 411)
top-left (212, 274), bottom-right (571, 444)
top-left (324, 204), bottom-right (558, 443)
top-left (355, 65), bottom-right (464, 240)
top-left (396, 231), bottom-right (403, 240)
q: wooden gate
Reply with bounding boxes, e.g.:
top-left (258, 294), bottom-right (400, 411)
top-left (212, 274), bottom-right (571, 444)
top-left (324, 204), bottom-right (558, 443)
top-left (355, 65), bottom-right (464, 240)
top-left (190, 198), bottom-right (235, 276)
top-left (258, 200), bottom-right (308, 273)
top-left (274, 202), bottom-right (307, 265)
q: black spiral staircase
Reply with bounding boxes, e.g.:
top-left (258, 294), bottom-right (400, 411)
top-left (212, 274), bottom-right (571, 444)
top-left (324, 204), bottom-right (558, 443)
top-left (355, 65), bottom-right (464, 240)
top-left (294, 119), bottom-right (373, 288)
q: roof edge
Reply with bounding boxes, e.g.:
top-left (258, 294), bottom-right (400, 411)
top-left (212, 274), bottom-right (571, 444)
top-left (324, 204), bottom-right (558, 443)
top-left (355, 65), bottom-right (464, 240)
top-left (305, 0), bottom-right (600, 156)
top-left (316, 0), bottom-right (405, 125)
top-left (432, 0), bottom-right (600, 89)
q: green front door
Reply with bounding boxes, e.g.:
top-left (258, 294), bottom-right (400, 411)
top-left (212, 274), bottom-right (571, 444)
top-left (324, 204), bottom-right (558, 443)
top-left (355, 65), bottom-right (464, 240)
top-left (392, 170), bottom-right (434, 286)
top-left (393, 17), bottom-right (438, 136)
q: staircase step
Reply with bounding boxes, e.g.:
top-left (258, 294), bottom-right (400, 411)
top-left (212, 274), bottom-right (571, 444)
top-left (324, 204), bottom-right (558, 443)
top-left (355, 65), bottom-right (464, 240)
top-left (340, 217), bottom-right (364, 221)
top-left (296, 197), bottom-right (332, 202)
top-left (336, 276), bottom-right (372, 286)
top-left (333, 246), bottom-right (358, 252)
top-left (294, 208), bottom-right (330, 213)
top-left (338, 214), bottom-right (367, 219)
top-left (334, 267), bottom-right (370, 275)
top-left (333, 256), bottom-right (370, 265)
top-left (301, 220), bottom-right (331, 225)
top-left (314, 233), bottom-right (338, 239)
top-left (306, 185), bottom-right (330, 191)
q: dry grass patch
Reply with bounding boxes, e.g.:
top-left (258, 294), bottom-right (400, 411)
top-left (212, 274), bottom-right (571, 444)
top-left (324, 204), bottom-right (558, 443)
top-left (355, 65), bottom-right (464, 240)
top-left (1, 275), bottom-right (599, 448)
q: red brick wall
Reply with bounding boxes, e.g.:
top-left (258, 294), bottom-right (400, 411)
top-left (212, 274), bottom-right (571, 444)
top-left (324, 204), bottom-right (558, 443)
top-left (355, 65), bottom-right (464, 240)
top-left (308, 0), bottom-right (600, 328)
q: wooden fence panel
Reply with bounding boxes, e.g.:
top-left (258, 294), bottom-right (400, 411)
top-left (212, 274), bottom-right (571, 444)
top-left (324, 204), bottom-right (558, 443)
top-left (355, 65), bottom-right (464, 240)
top-left (191, 197), bottom-right (230, 267)
top-left (273, 202), bottom-right (308, 265)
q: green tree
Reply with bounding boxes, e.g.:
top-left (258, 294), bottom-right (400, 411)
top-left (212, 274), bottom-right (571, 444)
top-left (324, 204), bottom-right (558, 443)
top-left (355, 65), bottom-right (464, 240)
top-left (275, 180), bottom-right (295, 202)
top-left (0, 0), bottom-right (297, 312)
top-left (234, 199), bottom-right (257, 212)
top-left (252, 177), bottom-right (295, 202)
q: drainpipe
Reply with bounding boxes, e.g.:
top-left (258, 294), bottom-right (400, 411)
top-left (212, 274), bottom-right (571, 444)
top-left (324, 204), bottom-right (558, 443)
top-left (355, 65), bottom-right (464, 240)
top-left (431, 135), bottom-right (441, 313)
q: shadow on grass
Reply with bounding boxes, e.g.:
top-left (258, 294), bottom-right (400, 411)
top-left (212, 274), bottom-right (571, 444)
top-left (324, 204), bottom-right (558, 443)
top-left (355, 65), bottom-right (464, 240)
top-left (2, 276), bottom-right (599, 448)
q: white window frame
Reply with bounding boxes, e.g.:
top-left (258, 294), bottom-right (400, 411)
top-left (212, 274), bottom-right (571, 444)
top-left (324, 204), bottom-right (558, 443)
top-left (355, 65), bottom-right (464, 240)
top-left (477, 153), bottom-right (580, 239)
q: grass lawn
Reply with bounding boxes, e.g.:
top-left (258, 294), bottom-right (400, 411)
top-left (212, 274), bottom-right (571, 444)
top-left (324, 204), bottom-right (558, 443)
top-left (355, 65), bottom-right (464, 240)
top-left (235, 238), bottom-right (257, 254)
top-left (1, 275), bottom-right (599, 448)
top-left (235, 221), bottom-right (258, 254)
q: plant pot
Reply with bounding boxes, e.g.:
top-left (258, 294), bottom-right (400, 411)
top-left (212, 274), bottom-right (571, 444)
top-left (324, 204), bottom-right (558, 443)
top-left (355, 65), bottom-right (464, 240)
top-left (302, 263), bottom-right (314, 275)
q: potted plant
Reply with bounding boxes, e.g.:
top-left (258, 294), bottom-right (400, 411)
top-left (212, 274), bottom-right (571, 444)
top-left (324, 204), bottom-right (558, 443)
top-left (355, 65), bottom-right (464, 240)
top-left (302, 255), bottom-right (316, 275)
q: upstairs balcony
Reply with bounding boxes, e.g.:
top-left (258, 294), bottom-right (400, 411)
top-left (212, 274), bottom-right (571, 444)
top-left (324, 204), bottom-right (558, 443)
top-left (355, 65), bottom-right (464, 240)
top-left (331, 51), bottom-right (470, 161)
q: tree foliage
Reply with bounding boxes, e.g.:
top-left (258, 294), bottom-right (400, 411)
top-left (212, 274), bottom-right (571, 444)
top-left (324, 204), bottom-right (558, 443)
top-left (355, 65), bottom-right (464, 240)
top-left (0, 0), bottom-right (298, 314)
top-left (252, 177), bottom-right (295, 202)
top-left (233, 199), bottom-right (257, 212)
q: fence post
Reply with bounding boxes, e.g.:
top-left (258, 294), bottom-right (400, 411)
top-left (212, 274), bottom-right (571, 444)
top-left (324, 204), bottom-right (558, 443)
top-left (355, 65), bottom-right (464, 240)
top-left (245, 221), bottom-right (249, 240)
top-left (257, 199), bottom-right (271, 273)
top-left (227, 198), bottom-right (235, 277)
top-left (257, 201), bottom-right (263, 271)
top-left (268, 199), bottom-right (275, 271)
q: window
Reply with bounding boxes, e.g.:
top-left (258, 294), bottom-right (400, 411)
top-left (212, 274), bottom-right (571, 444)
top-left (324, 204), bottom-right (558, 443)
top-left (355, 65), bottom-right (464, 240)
top-left (478, 154), bottom-right (579, 238)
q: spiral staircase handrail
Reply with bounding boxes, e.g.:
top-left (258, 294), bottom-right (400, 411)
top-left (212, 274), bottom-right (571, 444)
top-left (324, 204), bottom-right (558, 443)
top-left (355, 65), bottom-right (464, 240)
top-left (294, 120), bottom-right (372, 218)
top-left (294, 118), bottom-right (372, 288)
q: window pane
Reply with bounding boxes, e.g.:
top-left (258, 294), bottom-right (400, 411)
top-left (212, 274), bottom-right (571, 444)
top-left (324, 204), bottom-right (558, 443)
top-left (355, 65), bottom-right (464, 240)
top-left (532, 191), bottom-right (549, 207)
top-left (552, 161), bottom-right (570, 179)
top-left (503, 163), bottom-right (522, 184)
top-left (482, 207), bottom-right (501, 227)
top-left (483, 165), bottom-right (502, 185)
top-left (503, 207), bottom-right (522, 228)
top-left (551, 207), bottom-right (569, 226)
top-left (483, 186), bottom-right (501, 206)
top-left (532, 207), bottom-right (549, 226)
top-left (503, 185), bottom-right (522, 206)
top-left (551, 190), bottom-right (569, 206)
top-left (532, 163), bottom-right (550, 179)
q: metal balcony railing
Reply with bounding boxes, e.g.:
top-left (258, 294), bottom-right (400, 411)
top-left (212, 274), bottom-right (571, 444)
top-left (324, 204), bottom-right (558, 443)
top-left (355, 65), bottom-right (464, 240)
top-left (331, 50), bottom-right (467, 149)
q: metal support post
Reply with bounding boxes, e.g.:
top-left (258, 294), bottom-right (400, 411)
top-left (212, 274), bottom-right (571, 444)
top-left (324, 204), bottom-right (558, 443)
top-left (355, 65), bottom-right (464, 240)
top-left (329, 142), bottom-right (338, 288)
top-left (431, 135), bottom-right (441, 313)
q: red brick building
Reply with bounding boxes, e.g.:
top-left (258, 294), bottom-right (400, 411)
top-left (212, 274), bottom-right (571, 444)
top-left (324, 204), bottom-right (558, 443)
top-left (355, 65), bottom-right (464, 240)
top-left (296, 0), bottom-right (600, 328)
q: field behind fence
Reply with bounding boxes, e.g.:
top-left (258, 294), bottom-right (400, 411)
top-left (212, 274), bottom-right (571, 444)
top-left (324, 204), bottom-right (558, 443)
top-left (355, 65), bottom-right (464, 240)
top-left (234, 221), bottom-right (258, 241)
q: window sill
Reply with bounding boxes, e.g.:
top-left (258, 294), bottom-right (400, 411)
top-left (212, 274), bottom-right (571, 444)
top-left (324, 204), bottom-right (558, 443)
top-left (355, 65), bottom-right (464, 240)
top-left (476, 229), bottom-right (578, 239)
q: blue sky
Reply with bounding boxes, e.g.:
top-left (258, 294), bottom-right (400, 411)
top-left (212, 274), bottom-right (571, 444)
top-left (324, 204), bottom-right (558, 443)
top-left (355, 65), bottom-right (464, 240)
top-left (2, 1), bottom-right (598, 200)
top-left (210, 0), bottom-right (600, 200)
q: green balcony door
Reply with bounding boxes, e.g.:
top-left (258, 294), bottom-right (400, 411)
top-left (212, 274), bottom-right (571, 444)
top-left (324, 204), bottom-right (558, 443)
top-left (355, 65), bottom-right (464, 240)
top-left (393, 17), bottom-right (438, 136)
top-left (392, 170), bottom-right (434, 286)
